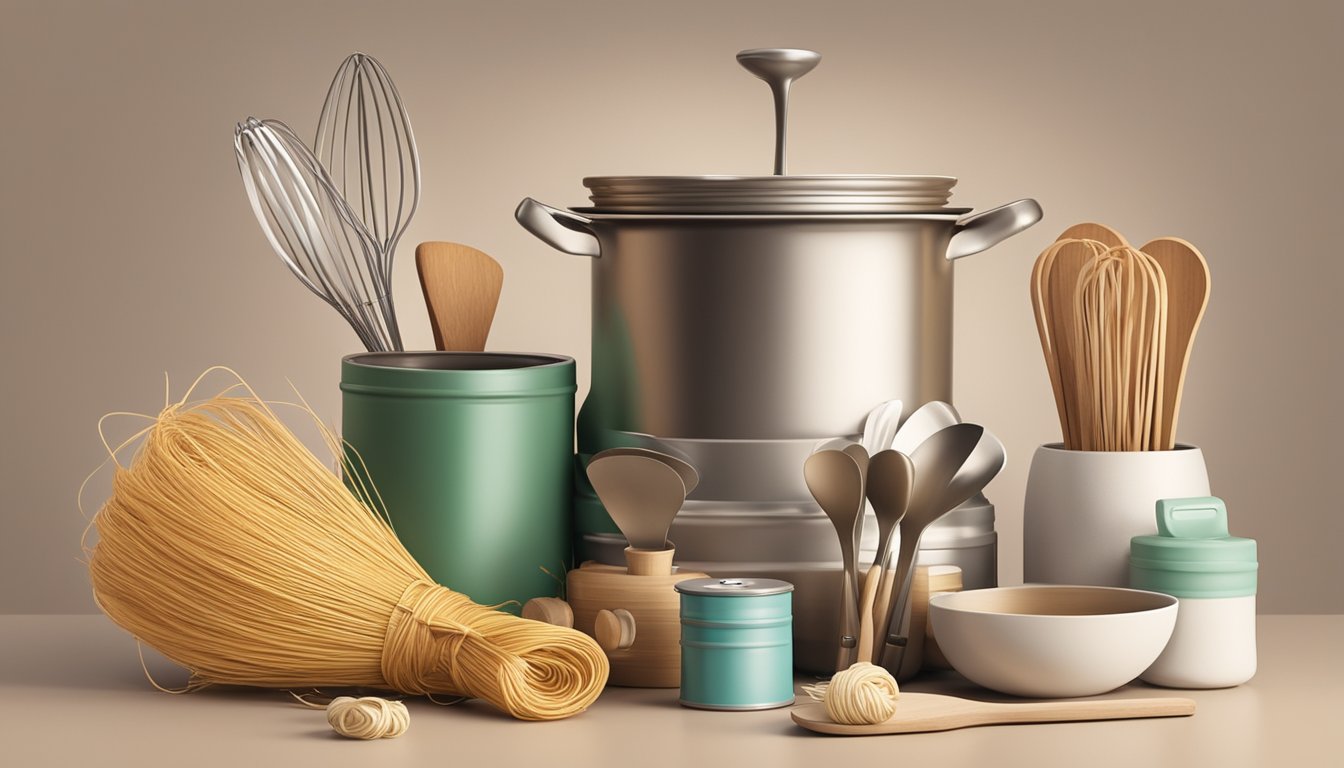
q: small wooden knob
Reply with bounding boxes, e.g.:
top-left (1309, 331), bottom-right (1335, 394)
top-left (594, 608), bottom-right (637, 652)
top-left (522, 597), bottom-right (574, 628)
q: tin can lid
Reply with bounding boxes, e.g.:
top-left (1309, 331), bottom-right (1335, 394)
top-left (1130, 497), bottom-right (1257, 598)
top-left (675, 577), bottom-right (794, 596)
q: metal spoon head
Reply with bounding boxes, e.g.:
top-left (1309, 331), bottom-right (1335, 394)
top-left (736, 48), bottom-right (822, 84)
top-left (587, 454), bottom-right (687, 550)
top-left (905, 423), bottom-right (986, 529)
top-left (842, 443), bottom-right (870, 480)
top-left (803, 449), bottom-right (864, 540)
top-left (945, 428), bottom-right (1006, 511)
top-left (862, 399), bottom-right (904, 454)
top-left (866, 450), bottom-right (914, 532)
top-left (890, 401), bottom-right (961, 455)
top-left (590, 447), bottom-right (700, 497)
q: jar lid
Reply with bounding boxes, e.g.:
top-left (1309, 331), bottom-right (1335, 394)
top-left (579, 175), bottom-right (967, 214)
top-left (675, 577), bottom-right (794, 597)
top-left (1130, 497), bottom-right (1257, 598)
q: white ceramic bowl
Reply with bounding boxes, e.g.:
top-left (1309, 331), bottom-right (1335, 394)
top-left (929, 585), bottom-right (1178, 698)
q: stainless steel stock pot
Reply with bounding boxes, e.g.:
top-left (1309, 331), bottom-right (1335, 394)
top-left (514, 50), bottom-right (1042, 671)
top-left (518, 181), bottom-right (1039, 443)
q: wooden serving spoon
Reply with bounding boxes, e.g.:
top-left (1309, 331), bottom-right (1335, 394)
top-left (1140, 238), bottom-right (1210, 450)
top-left (791, 693), bottom-right (1195, 735)
top-left (1039, 239), bottom-right (1107, 449)
top-left (1056, 222), bottom-right (1129, 248)
top-left (415, 241), bottom-right (504, 351)
top-left (1032, 224), bottom-right (1128, 449)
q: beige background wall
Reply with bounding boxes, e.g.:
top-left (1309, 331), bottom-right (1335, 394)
top-left (2, 0), bottom-right (1339, 614)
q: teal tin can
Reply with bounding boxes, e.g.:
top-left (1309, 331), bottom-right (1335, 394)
top-left (675, 577), bottom-right (795, 710)
top-left (340, 352), bottom-right (576, 611)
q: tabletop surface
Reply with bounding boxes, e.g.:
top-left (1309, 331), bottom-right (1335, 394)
top-left (1, 614), bottom-right (1337, 767)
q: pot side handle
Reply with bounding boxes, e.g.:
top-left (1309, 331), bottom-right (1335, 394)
top-left (515, 198), bottom-right (601, 258)
top-left (946, 199), bottom-right (1043, 261)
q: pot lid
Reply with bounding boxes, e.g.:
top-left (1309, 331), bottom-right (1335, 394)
top-left (581, 174), bottom-right (961, 214)
top-left (576, 50), bottom-right (967, 214)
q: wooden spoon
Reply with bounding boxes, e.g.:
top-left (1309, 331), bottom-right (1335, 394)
top-left (1040, 239), bottom-right (1109, 449)
top-left (415, 241), bottom-right (504, 351)
top-left (1056, 222), bottom-right (1129, 248)
top-left (791, 693), bottom-right (1195, 735)
top-left (1032, 225), bottom-right (1127, 449)
top-left (1140, 238), bottom-right (1210, 450)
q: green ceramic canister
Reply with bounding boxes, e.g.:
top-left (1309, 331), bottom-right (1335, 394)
top-left (340, 352), bottom-right (576, 611)
top-left (675, 578), bottom-right (794, 710)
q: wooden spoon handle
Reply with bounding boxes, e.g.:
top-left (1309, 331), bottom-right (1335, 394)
top-left (856, 564), bottom-right (882, 662)
top-left (985, 696), bottom-right (1196, 725)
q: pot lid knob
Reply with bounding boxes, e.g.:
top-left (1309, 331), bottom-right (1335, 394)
top-left (736, 48), bottom-right (821, 175)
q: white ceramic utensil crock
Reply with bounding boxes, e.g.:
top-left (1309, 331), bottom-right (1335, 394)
top-left (1023, 444), bottom-right (1210, 587)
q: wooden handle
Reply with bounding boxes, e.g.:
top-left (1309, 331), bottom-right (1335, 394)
top-left (989, 696), bottom-right (1196, 724)
top-left (624, 546), bottom-right (675, 576)
top-left (856, 564), bottom-right (882, 662)
top-left (869, 568), bottom-right (896, 664)
top-left (414, 241), bottom-right (504, 352)
top-left (521, 597), bottom-right (574, 628)
top-left (594, 608), bottom-right (637, 652)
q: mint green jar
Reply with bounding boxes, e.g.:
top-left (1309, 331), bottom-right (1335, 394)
top-left (1130, 497), bottom-right (1258, 688)
top-left (341, 352), bottom-right (576, 611)
top-left (676, 578), bottom-right (794, 710)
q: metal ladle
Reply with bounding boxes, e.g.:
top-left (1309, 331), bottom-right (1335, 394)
top-left (736, 48), bottom-right (821, 175)
top-left (876, 424), bottom-right (991, 677)
top-left (858, 449), bottom-right (914, 663)
top-left (804, 447), bottom-right (865, 672)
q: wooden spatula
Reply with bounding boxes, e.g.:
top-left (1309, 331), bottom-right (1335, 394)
top-left (415, 241), bottom-right (504, 351)
top-left (791, 693), bottom-right (1195, 735)
top-left (1140, 237), bottom-right (1210, 450)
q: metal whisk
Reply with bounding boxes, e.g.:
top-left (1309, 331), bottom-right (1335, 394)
top-left (314, 52), bottom-right (421, 347)
top-left (234, 117), bottom-right (400, 352)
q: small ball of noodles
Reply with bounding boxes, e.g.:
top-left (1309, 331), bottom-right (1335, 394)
top-left (824, 662), bottom-right (899, 725)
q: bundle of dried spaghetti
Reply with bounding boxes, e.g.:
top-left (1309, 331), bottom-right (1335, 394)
top-left (85, 375), bottom-right (608, 721)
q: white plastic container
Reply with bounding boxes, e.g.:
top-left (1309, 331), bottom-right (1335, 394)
top-left (1130, 497), bottom-right (1258, 688)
